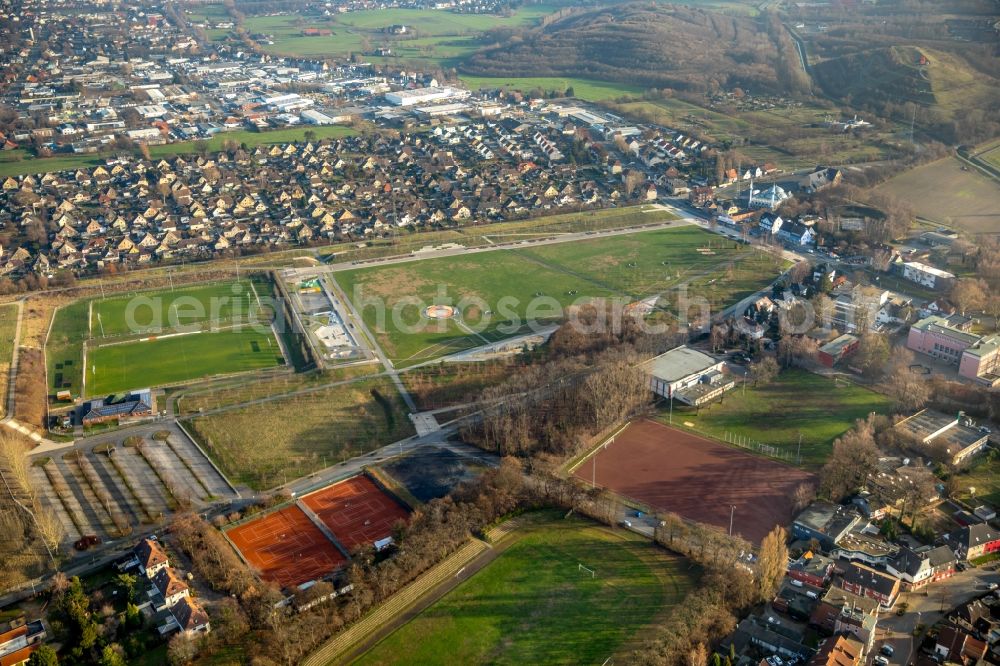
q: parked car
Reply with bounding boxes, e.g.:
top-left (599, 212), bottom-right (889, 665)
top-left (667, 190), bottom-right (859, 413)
top-left (881, 644), bottom-right (895, 657)
top-left (74, 534), bottom-right (101, 551)
top-left (874, 656), bottom-right (889, 666)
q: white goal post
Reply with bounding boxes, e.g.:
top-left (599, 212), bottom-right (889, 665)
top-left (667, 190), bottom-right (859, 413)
top-left (578, 563), bottom-right (595, 578)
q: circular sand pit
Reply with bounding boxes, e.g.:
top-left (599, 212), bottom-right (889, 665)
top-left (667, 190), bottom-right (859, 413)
top-left (425, 304), bottom-right (457, 320)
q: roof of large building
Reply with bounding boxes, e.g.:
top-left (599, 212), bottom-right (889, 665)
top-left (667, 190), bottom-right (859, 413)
top-left (794, 502), bottom-right (860, 540)
top-left (903, 261), bottom-right (955, 279)
top-left (645, 346), bottom-right (720, 383)
top-left (910, 316), bottom-right (982, 346)
top-left (842, 561), bottom-right (899, 597)
top-left (895, 409), bottom-right (988, 454)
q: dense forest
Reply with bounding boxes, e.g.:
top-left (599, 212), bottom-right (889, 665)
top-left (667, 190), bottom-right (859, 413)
top-left (463, 4), bottom-right (807, 94)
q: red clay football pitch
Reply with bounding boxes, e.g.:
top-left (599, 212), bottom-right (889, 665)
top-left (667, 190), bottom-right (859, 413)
top-left (575, 419), bottom-right (816, 543)
top-left (226, 504), bottom-right (347, 589)
top-left (301, 475), bottom-right (410, 552)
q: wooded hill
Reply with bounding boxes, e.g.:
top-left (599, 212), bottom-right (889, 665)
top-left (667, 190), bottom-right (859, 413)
top-left (463, 4), bottom-right (807, 94)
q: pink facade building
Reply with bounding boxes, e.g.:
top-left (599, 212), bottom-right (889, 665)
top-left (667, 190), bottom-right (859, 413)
top-left (908, 316), bottom-right (1000, 385)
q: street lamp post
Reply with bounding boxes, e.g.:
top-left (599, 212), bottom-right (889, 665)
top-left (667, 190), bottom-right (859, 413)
top-left (729, 504), bottom-right (736, 536)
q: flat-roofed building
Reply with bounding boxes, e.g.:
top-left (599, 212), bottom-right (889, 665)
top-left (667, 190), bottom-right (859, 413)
top-left (644, 346), bottom-right (734, 406)
top-left (818, 333), bottom-right (859, 367)
top-left (902, 261), bottom-right (955, 290)
top-left (906, 315), bottom-right (981, 366)
top-left (895, 409), bottom-right (990, 466)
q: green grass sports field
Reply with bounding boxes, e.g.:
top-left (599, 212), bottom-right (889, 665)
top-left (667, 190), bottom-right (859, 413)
top-left (335, 224), bottom-right (782, 365)
top-left (355, 516), bottom-right (695, 665)
top-left (86, 327), bottom-right (283, 396)
top-left (91, 280), bottom-right (260, 337)
top-left (47, 279), bottom-right (284, 398)
top-left (47, 299), bottom-right (91, 398)
top-left (670, 368), bottom-right (895, 467)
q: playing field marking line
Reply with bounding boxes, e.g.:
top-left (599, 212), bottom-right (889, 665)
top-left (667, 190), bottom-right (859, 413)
top-left (567, 422), bottom-right (631, 475)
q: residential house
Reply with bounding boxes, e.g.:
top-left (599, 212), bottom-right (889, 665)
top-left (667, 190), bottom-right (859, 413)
top-left (809, 635), bottom-right (863, 666)
top-left (788, 552), bottom-right (836, 588)
top-left (886, 545), bottom-right (957, 591)
top-left (934, 625), bottom-right (987, 664)
top-left (154, 567), bottom-right (190, 607)
top-left (901, 261), bottom-right (955, 291)
top-left (135, 538), bottom-right (170, 579)
top-left (0, 621), bottom-right (47, 666)
top-left (171, 597), bottom-right (211, 634)
top-left (777, 219), bottom-right (816, 246)
top-left (943, 523), bottom-right (1000, 561)
top-left (839, 562), bottom-right (901, 610)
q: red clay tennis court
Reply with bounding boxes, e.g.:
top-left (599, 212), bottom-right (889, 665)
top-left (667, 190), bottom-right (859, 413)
top-left (227, 505), bottom-right (346, 589)
top-left (574, 419), bottom-right (816, 543)
top-left (301, 475), bottom-right (410, 551)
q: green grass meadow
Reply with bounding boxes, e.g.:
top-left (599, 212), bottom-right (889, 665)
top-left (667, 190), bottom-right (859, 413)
top-left (335, 224), bottom-right (776, 365)
top-left (246, 6), bottom-right (560, 63)
top-left (670, 368), bottom-right (895, 467)
top-left (355, 516), bottom-right (695, 665)
top-left (459, 76), bottom-right (643, 102)
top-left (85, 327), bottom-right (284, 396)
top-left (0, 303), bottom-right (17, 369)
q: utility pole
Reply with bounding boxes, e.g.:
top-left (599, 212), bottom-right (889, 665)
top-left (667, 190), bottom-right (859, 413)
top-left (729, 504), bottom-right (736, 536)
top-left (797, 433), bottom-right (803, 465)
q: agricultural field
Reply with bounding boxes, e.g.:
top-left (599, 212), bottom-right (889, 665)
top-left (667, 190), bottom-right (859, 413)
top-left (459, 76), bottom-right (643, 102)
top-left (244, 6), bottom-right (559, 63)
top-left (185, 376), bottom-right (414, 489)
top-left (876, 157), bottom-right (1000, 234)
top-left (672, 369), bottom-right (895, 467)
top-left (335, 223), bottom-right (783, 365)
top-left (356, 515), bottom-right (696, 665)
top-left (86, 328), bottom-right (283, 397)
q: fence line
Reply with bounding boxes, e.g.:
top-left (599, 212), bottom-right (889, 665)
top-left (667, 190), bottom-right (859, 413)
top-left (723, 430), bottom-right (796, 463)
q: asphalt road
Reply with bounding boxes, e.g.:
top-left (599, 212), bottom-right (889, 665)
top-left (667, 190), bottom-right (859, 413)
top-left (876, 564), bottom-right (1000, 665)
